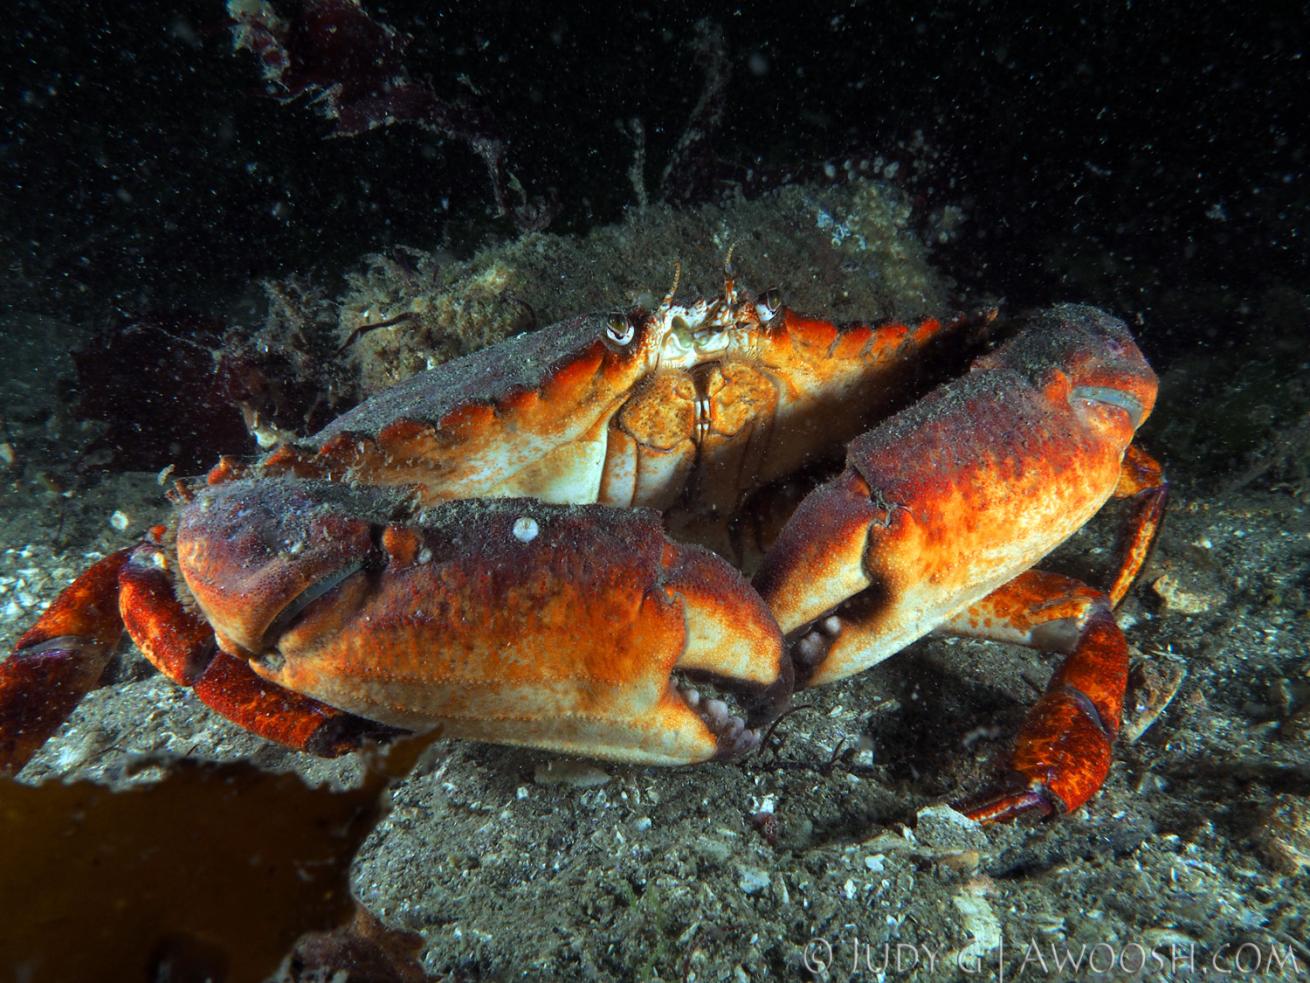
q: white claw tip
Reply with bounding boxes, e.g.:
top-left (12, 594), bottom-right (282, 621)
top-left (512, 517), bottom-right (540, 543)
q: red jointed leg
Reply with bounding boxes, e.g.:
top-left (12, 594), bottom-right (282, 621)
top-left (119, 544), bottom-right (216, 685)
top-left (940, 570), bottom-right (1129, 824)
top-left (192, 651), bottom-right (396, 756)
top-left (0, 548), bottom-right (132, 776)
top-left (119, 544), bottom-right (395, 756)
top-left (1108, 444), bottom-right (1167, 608)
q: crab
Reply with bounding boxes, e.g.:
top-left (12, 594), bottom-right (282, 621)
top-left (0, 271), bottom-right (1165, 824)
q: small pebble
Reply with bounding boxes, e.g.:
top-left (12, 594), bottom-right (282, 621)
top-left (737, 865), bottom-right (770, 895)
top-left (532, 760), bottom-right (610, 787)
top-left (914, 804), bottom-right (988, 852)
top-left (1150, 570), bottom-right (1221, 615)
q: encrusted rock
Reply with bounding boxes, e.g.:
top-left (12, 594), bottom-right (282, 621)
top-left (1258, 794), bottom-right (1310, 874)
top-left (914, 804), bottom-right (988, 852)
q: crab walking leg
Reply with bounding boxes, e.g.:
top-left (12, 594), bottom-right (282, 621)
top-left (937, 570), bottom-right (1127, 823)
top-left (118, 542), bottom-right (391, 756)
top-left (1107, 444), bottom-right (1168, 608)
top-left (0, 549), bottom-right (131, 776)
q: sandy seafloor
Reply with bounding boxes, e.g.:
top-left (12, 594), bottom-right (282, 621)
top-left (1, 188), bottom-right (1308, 982)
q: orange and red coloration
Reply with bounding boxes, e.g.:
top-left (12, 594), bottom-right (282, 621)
top-left (0, 280), bottom-right (1164, 826)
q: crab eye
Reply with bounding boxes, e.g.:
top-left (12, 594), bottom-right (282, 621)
top-left (604, 313), bottom-right (637, 349)
top-left (758, 288), bottom-right (782, 320)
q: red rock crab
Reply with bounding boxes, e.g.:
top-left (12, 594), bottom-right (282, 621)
top-left (0, 274), bottom-right (1165, 824)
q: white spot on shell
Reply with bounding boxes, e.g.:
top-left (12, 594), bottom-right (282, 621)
top-left (416, 547), bottom-right (433, 565)
top-left (512, 517), bottom-right (539, 543)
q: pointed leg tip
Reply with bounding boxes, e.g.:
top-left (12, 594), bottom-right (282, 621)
top-left (954, 786), bottom-right (1060, 826)
top-left (304, 715), bottom-right (406, 758)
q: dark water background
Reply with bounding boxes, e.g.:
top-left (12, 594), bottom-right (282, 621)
top-left (3, 1), bottom-right (1305, 369)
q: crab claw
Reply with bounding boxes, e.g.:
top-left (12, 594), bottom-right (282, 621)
top-left (177, 480), bottom-right (787, 765)
top-left (755, 305), bottom-right (1158, 687)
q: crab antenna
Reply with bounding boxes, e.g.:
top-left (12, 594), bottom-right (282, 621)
top-left (723, 243), bottom-right (737, 307)
top-left (661, 260), bottom-right (682, 309)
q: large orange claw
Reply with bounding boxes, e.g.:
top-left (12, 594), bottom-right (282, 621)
top-left (759, 307), bottom-right (1156, 673)
top-left (755, 305), bottom-right (1161, 820)
top-left (177, 480), bottom-right (789, 765)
